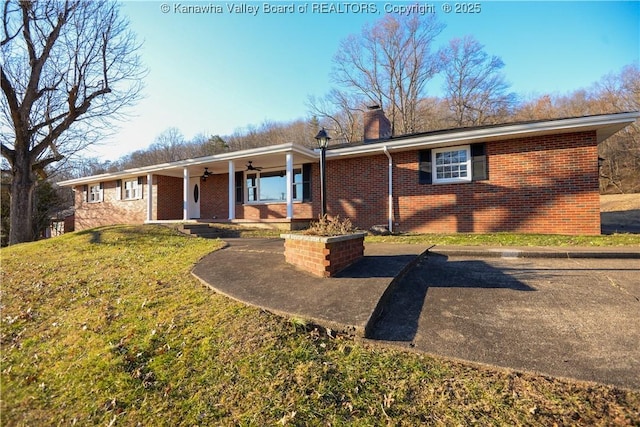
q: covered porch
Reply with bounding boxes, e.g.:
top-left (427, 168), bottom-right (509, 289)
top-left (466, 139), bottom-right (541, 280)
top-left (143, 143), bottom-right (320, 229)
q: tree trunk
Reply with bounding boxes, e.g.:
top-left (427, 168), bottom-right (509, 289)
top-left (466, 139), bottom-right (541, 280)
top-left (9, 152), bottom-right (35, 245)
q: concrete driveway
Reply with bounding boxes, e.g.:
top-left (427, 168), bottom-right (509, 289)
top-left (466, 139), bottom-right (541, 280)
top-left (367, 253), bottom-right (640, 389)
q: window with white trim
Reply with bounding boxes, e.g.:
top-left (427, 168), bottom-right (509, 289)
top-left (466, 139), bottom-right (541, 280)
top-left (433, 145), bottom-right (471, 183)
top-left (246, 173), bottom-right (258, 202)
top-left (88, 184), bottom-right (102, 202)
top-left (123, 178), bottom-right (141, 200)
top-left (245, 168), bottom-right (303, 203)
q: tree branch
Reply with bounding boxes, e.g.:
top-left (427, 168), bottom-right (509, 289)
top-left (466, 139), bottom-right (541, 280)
top-left (1, 142), bottom-right (15, 165)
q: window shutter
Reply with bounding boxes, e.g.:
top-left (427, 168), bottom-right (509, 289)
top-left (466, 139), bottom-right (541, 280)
top-left (138, 176), bottom-right (144, 199)
top-left (471, 143), bottom-right (488, 181)
top-left (302, 163), bottom-right (312, 201)
top-left (235, 171), bottom-right (244, 203)
top-left (419, 149), bottom-right (432, 184)
top-left (83, 185), bottom-right (88, 202)
top-left (99, 182), bottom-right (104, 201)
top-left (116, 180), bottom-right (122, 200)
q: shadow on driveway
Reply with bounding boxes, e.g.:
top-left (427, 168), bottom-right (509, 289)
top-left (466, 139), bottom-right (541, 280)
top-left (366, 254), bottom-right (536, 342)
top-left (366, 253), bottom-right (640, 389)
top-left (335, 255), bottom-right (420, 279)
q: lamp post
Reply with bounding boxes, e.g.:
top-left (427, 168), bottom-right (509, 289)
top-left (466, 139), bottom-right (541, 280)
top-left (314, 128), bottom-right (331, 217)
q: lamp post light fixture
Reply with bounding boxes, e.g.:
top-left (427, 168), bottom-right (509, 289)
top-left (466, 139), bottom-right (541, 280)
top-left (314, 128), bottom-right (331, 217)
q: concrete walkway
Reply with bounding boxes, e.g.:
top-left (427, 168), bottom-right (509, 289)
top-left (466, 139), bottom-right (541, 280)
top-left (192, 239), bottom-right (640, 389)
top-left (192, 238), bottom-right (430, 335)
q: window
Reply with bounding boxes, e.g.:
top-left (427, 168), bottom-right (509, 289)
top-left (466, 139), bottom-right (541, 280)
top-left (88, 184), bottom-right (102, 202)
top-left (245, 169), bottom-right (303, 203)
top-left (419, 143), bottom-right (487, 185)
top-left (246, 173), bottom-right (258, 202)
top-left (433, 146), bottom-right (471, 183)
top-left (123, 179), bottom-right (140, 200)
top-left (116, 177), bottom-right (143, 200)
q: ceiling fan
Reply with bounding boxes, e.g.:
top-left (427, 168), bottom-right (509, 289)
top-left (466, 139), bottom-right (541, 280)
top-left (246, 161), bottom-right (263, 171)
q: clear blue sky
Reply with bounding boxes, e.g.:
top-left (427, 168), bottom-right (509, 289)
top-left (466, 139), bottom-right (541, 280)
top-left (89, 1), bottom-right (639, 161)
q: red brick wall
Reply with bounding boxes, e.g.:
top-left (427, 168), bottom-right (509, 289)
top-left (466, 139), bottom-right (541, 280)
top-left (322, 131), bottom-right (600, 235)
top-left (324, 155), bottom-right (388, 227)
top-left (283, 234), bottom-right (365, 277)
top-left (200, 174), bottom-right (228, 219)
top-left (236, 203), bottom-right (314, 220)
top-left (156, 175), bottom-right (182, 220)
top-left (74, 178), bottom-right (148, 231)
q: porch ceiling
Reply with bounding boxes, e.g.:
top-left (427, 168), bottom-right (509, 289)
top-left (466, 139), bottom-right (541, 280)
top-left (184, 150), bottom-right (316, 178)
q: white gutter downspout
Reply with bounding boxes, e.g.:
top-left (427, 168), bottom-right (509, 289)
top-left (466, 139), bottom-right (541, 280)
top-left (383, 146), bottom-right (393, 233)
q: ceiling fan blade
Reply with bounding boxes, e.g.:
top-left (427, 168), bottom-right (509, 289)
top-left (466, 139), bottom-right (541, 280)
top-left (246, 161), bottom-right (262, 171)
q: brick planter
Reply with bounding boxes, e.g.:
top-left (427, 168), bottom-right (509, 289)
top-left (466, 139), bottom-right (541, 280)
top-left (280, 232), bottom-right (366, 278)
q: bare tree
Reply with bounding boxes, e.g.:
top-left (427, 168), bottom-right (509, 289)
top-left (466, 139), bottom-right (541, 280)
top-left (307, 89), bottom-right (365, 144)
top-left (226, 118), bottom-right (317, 151)
top-left (594, 64), bottom-right (640, 193)
top-left (149, 127), bottom-right (187, 162)
top-left (440, 35), bottom-right (516, 126)
top-left (1, 0), bottom-right (144, 244)
top-left (186, 134), bottom-right (228, 157)
top-left (326, 13), bottom-right (444, 136)
top-left (415, 96), bottom-right (450, 131)
top-left (513, 64), bottom-right (639, 193)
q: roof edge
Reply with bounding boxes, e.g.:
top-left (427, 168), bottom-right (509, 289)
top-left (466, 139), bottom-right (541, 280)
top-left (326, 112), bottom-right (639, 158)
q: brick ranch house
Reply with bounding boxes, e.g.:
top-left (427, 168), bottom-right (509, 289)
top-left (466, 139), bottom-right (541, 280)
top-left (59, 111), bottom-right (639, 235)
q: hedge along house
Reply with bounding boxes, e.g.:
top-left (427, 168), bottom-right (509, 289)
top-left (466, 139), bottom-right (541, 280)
top-left (59, 111), bottom-right (639, 235)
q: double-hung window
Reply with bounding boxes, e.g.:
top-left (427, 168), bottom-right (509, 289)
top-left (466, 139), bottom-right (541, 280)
top-left (419, 143), bottom-right (487, 185)
top-left (88, 184), bottom-right (102, 202)
top-left (246, 173), bottom-right (258, 202)
top-left (433, 146), bottom-right (471, 183)
top-left (123, 179), bottom-right (140, 200)
top-left (116, 177), bottom-right (143, 200)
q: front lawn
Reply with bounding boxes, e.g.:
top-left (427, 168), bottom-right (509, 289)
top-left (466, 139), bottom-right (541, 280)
top-left (366, 232), bottom-right (640, 247)
top-left (1, 225), bottom-right (638, 425)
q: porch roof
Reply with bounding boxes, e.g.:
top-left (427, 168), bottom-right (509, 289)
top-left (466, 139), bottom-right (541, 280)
top-left (59, 142), bottom-right (319, 187)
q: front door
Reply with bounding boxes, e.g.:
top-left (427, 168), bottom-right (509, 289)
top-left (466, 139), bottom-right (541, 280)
top-left (189, 177), bottom-right (201, 219)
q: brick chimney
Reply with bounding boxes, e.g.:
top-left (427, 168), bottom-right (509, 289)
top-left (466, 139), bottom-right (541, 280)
top-left (364, 105), bottom-right (392, 142)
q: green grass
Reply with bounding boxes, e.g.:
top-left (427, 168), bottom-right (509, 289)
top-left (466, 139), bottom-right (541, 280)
top-left (175, 222), bottom-right (640, 246)
top-left (366, 232), bottom-right (640, 247)
top-left (2, 225), bottom-right (638, 425)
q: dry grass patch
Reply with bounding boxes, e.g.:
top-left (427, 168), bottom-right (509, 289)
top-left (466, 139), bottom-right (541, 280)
top-left (600, 193), bottom-right (640, 212)
top-left (1, 225), bottom-right (639, 425)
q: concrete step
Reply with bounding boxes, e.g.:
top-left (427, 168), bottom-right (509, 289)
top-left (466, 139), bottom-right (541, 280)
top-left (191, 231), bottom-right (225, 239)
top-left (178, 224), bottom-right (227, 239)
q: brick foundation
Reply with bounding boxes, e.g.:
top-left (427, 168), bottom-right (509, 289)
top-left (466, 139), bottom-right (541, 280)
top-left (281, 233), bottom-right (366, 278)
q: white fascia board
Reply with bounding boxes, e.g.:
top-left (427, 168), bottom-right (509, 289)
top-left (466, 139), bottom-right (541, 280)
top-left (325, 112), bottom-right (640, 159)
top-left (58, 142), bottom-right (319, 187)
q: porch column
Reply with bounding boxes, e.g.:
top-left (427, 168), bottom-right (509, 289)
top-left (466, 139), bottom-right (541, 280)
top-left (228, 160), bottom-right (236, 220)
top-left (183, 167), bottom-right (189, 221)
top-left (146, 173), bottom-right (153, 222)
top-left (285, 152), bottom-right (293, 219)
